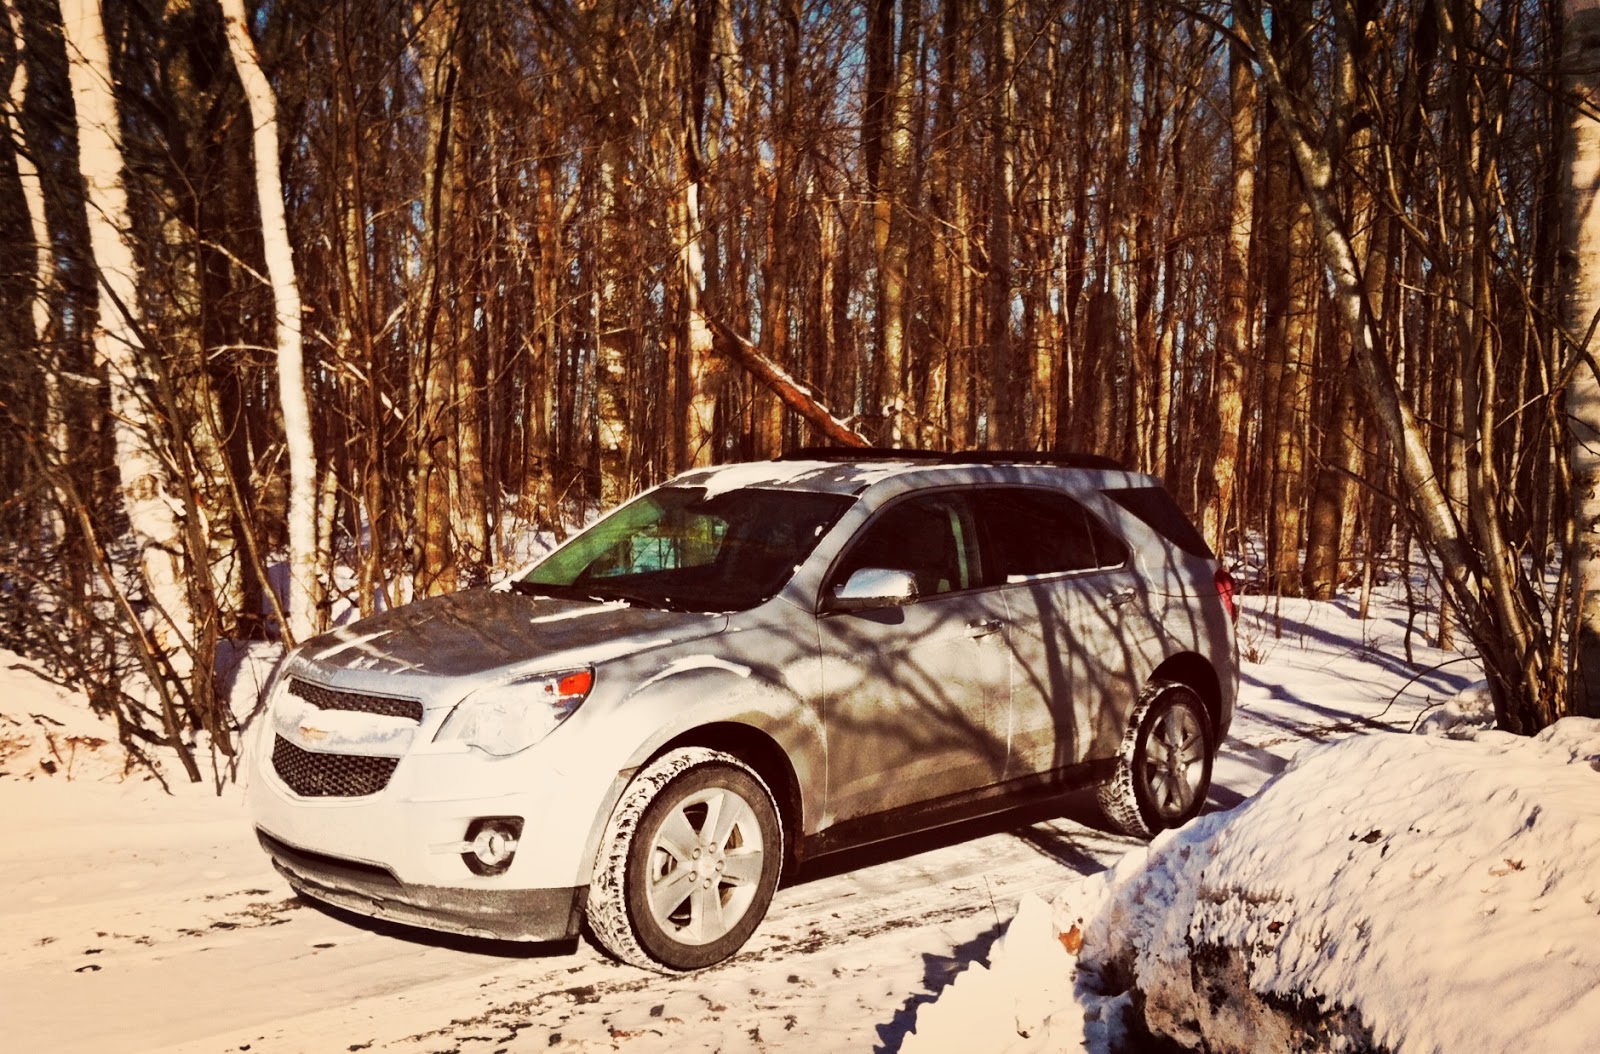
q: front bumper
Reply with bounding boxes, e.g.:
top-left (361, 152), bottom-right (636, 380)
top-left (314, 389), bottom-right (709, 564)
top-left (245, 701), bottom-right (635, 944)
top-left (258, 827), bottom-right (586, 941)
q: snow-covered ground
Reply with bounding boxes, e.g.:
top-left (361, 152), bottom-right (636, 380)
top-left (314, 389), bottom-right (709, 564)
top-left (3, 586), bottom-right (1557, 1053)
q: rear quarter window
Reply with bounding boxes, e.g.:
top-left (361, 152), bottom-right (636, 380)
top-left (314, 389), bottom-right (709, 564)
top-left (1102, 486), bottom-right (1214, 559)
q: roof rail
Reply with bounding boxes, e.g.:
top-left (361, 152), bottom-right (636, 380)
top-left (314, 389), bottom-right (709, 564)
top-left (779, 446), bottom-right (1126, 471)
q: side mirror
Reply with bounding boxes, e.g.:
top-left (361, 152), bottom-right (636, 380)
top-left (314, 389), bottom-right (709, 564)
top-left (829, 567), bottom-right (920, 611)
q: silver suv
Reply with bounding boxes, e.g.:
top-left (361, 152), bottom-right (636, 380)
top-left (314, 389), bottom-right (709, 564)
top-left (248, 451), bottom-right (1238, 971)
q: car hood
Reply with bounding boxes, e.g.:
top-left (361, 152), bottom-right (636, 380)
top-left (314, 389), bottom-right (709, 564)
top-left (293, 589), bottom-right (728, 683)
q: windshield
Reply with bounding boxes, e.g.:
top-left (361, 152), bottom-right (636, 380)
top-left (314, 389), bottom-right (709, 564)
top-left (517, 486), bottom-right (854, 612)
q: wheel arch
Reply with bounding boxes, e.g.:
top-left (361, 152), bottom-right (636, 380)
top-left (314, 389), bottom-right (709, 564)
top-left (573, 664), bottom-right (821, 892)
top-left (650, 722), bottom-right (805, 867)
top-left (1148, 651), bottom-right (1224, 733)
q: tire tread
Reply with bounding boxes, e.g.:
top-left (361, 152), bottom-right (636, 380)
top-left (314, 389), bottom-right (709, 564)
top-left (585, 747), bottom-right (779, 972)
top-left (1096, 680), bottom-right (1213, 838)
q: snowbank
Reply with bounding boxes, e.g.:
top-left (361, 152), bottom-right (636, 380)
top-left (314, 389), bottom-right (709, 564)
top-left (908, 717), bottom-right (1600, 1053)
top-left (0, 642), bottom-right (279, 792)
top-left (0, 648), bottom-right (135, 785)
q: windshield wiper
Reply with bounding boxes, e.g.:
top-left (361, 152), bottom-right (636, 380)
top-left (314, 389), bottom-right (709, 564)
top-left (509, 579), bottom-right (681, 610)
top-left (581, 586), bottom-right (673, 610)
top-left (507, 580), bottom-right (609, 602)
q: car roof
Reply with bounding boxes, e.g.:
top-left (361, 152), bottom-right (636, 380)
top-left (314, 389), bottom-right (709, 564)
top-left (668, 455), bottom-right (1160, 501)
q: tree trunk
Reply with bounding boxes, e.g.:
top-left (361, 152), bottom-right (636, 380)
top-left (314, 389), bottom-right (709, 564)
top-left (3, 0), bottom-right (67, 546)
top-left (1260, 4), bottom-right (1315, 598)
top-left (678, 0), bottom-right (718, 468)
top-left (1201, 39), bottom-right (1257, 556)
top-left (413, 1), bottom-right (459, 594)
top-left (61, 0), bottom-right (198, 663)
top-left (1563, 0), bottom-right (1600, 716)
top-left (220, 0), bottom-right (318, 641)
top-left (707, 317), bottom-right (869, 448)
top-left (876, 0), bottom-right (919, 445)
top-left (983, 0), bottom-right (1016, 449)
top-left (61, 0), bottom-right (205, 781)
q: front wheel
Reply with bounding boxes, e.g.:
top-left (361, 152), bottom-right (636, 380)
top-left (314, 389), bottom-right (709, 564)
top-left (586, 747), bottom-right (783, 972)
top-left (1096, 681), bottom-right (1215, 838)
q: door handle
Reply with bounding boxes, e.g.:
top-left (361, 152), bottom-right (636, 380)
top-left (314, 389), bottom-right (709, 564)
top-left (1106, 588), bottom-right (1138, 607)
top-left (966, 617), bottom-right (1003, 638)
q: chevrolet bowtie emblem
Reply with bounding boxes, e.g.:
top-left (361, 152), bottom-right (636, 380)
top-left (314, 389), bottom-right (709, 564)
top-left (297, 723), bottom-right (329, 743)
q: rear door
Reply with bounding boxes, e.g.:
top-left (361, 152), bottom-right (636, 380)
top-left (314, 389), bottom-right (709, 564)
top-left (974, 486), bottom-right (1156, 775)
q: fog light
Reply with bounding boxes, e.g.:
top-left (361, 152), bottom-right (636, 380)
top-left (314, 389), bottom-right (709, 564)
top-left (462, 816), bottom-right (523, 876)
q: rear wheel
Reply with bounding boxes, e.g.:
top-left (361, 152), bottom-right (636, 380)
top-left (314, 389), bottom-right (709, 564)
top-left (1096, 681), bottom-right (1214, 838)
top-left (586, 747), bottom-right (782, 972)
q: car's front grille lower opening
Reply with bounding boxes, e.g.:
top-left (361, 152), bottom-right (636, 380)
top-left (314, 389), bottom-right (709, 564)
top-left (272, 735), bottom-right (399, 797)
top-left (256, 829), bottom-right (400, 886)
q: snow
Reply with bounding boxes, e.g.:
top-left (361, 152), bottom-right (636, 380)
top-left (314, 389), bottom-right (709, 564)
top-left (1414, 678), bottom-right (1498, 738)
top-left (526, 600), bottom-right (631, 624)
top-left (632, 654), bottom-right (754, 693)
top-left (4, 583), bottom-right (1595, 1052)
top-left (686, 459), bottom-right (840, 497)
top-left (0, 647), bottom-right (144, 786)
top-left (679, 457), bottom-right (909, 498)
top-left (905, 678), bottom-right (1600, 1050)
top-left (270, 692), bottom-right (417, 757)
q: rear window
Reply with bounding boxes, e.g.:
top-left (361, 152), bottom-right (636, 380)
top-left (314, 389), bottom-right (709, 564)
top-left (1103, 487), bottom-right (1213, 559)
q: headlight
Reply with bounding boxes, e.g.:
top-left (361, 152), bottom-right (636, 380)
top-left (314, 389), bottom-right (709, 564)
top-left (247, 652), bottom-right (298, 765)
top-left (259, 651), bottom-right (297, 718)
top-left (436, 668), bottom-right (594, 756)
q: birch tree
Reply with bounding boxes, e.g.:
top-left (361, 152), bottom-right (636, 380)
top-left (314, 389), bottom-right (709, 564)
top-left (219, 0), bottom-right (318, 642)
top-left (1563, 0), bottom-right (1600, 716)
top-left (60, 0), bottom-right (197, 663)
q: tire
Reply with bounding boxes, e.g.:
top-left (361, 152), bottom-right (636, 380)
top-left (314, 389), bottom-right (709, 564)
top-left (586, 747), bottom-right (783, 972)
top-left (1096, 681), bottom-right (1215, 838)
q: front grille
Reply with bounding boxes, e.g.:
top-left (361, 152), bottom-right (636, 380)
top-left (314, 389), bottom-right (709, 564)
top-left (288, 678), bottom-right (423, 722)
top-left (272, 735), bottom-right (399, 797)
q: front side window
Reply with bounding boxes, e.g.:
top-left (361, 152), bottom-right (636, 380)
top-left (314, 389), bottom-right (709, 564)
top-left (519, 486), bottom-right (852, 612)
top-left (830, 493), bottom-right (980, 599)
top-left (976, 487), bottom-right (1129, 581)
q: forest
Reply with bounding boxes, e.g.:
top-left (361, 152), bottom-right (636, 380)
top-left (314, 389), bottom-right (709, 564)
top-left (0, 0), bottom-right (1593, 781)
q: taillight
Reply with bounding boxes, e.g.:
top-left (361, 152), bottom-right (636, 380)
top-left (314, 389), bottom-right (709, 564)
top-left (1215, 568), bottom-right (1239, 622)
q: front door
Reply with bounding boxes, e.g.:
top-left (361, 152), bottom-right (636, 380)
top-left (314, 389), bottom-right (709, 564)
top-left (816, 492), bottom-right (1013, 823)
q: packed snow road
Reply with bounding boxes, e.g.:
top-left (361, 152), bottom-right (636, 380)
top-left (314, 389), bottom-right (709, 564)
top-left (0, 778), bottom-right (1139, 1053)
top-left (0, 593), bottom-right (1475, 1052)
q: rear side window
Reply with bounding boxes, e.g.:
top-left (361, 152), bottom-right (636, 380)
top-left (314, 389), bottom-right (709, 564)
top-left (976, 488), bottom-right (1129, 581)
top-left (1103, 486), bottom-right (1214, 559)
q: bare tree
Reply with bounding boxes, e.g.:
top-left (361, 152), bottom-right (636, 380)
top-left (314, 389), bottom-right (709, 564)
top-left (219, 0), bottom-right (318, 641)
top-left (1238, 0), bottom-right (1565, 730)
